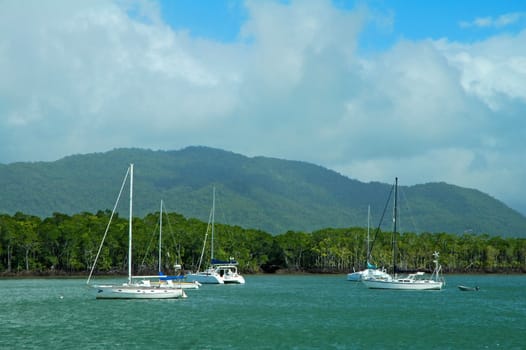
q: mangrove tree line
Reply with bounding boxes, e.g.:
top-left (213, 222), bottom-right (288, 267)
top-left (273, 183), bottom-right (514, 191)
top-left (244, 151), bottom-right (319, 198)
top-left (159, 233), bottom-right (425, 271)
top-left (0, 211), bottom-right (525, 275)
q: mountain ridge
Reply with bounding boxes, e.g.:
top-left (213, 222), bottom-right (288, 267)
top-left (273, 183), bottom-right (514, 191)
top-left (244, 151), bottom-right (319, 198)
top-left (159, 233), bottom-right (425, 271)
top-left (0, 146), bottom-right (524, 237)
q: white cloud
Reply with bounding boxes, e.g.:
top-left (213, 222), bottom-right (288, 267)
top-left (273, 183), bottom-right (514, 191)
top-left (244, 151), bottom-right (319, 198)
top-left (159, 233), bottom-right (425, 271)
top-left (0, 0), bottom-right (525, 215)
top-left (460, 12), bottom-right (526, 29)
top-left (0, 0), bottom-right (243, 158)
top-left (435, 33), bottom-right (526, 110)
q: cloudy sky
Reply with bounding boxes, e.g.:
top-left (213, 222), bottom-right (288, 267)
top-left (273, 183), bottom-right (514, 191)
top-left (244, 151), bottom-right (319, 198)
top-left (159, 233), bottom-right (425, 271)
top-left (1, 0), bottom-right (526, 215)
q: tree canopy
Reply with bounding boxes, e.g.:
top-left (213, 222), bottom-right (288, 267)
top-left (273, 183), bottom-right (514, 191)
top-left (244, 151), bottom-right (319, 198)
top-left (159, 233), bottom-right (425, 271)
top-left (1, 211), bottom-right (524, 276)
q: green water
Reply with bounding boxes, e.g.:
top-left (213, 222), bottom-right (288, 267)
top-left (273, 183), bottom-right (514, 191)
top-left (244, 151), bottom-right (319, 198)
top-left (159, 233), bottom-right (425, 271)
top-left (0, 275), bottom-right (524, 349)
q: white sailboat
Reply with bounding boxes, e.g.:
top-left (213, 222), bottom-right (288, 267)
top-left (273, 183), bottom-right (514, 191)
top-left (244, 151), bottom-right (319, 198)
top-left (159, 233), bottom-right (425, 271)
top-left (361, 251), bottom-right (444, 290)
top-left (185, 187), bottom-right (245, 285)
top-left (347, 205), bottom-right (390, 282)
top-left (361, 178), bottom-right (445, 291)
top-left (86, 164), bottom-right (187, 299)
top-left (133, 200), bottom-right (200, 290)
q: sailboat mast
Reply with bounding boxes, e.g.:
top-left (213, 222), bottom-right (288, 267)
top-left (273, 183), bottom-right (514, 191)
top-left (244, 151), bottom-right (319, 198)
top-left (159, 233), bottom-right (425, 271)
top-left (128, 163), bottom-right (134, 284)
top-left (211, 186), bottom-right (215, 261)
top-left (367, 205), bottom-right (371, 262)
top-left (159, 199), bottom-right (163, 273)
top-left (392, 177), bottom-right (398, 275)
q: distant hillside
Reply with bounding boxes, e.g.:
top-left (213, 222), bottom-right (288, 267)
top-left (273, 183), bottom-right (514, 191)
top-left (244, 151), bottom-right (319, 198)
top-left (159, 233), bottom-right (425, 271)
top-left (1, 147), bottom-right (525, 237)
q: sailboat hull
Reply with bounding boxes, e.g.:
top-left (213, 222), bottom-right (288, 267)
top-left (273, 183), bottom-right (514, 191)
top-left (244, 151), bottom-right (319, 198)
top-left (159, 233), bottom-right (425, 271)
top-left (132, 275), bottom-right (201, 289)
top-left (160, 281), bottom-right (201, 289)
top-left (361, 279), bottom-right (443, 290)
top-left (93, 284), bottom-right (187, 299)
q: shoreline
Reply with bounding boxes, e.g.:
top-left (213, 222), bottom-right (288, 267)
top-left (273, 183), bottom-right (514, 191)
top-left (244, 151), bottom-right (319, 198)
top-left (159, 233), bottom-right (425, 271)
top-left (1, 269), bottom-right (525, 279)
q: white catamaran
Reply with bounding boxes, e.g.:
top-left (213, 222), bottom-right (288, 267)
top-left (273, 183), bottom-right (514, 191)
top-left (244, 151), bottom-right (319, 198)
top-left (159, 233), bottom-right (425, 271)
top-left (86, 164), bottom-right (187, 299)
top-left (347, 205), bottom-right (391, 282)
top-left (185, 187), bottom-right (245, 285)
top-left (361, 178), bottom-right (445, 291)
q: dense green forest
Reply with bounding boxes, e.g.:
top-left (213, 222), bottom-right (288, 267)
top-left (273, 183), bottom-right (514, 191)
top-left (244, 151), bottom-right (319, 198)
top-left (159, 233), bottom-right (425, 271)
top-left (1, 211), bottom-right (525, 276)
top-left (1, 147), bottom-right (526, 237)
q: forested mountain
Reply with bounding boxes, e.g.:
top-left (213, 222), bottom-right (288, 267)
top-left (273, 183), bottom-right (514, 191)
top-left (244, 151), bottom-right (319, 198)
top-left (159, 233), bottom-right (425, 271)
top-left (0, 146), bottom-right (525, 237)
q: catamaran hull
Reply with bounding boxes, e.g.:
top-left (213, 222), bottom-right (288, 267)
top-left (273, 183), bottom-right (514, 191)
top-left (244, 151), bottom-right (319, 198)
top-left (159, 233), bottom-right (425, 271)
top-left (361, 280), bottom-right (443, 290)
top-left (223, 276), bottom-right (245, 284)
top-left (215, 264), bottom-right (245, 284)
top-left (347, 272), bottom-right (362, 281)
top-left (93, 285), bottom-right (187, 299)
top-left (347, 269), bottom-right (391, 282)
top-left (185, 272), bottom-right (245, 284)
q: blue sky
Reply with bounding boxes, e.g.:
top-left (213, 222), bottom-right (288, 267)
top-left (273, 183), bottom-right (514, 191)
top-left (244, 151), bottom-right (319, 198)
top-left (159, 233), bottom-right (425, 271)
top-left (159, 1), bottom-right (526, 46)
top-left (1, 0), bottom-right (526, 216)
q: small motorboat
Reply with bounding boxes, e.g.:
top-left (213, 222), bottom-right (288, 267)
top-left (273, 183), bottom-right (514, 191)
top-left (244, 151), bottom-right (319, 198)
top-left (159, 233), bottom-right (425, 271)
top-left (458, 285), bottom-right (479, 291)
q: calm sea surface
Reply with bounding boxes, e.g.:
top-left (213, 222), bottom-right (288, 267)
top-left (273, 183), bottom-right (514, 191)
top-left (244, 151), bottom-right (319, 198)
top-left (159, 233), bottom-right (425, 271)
top-left (0, 274), bottom-right (525, 349)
